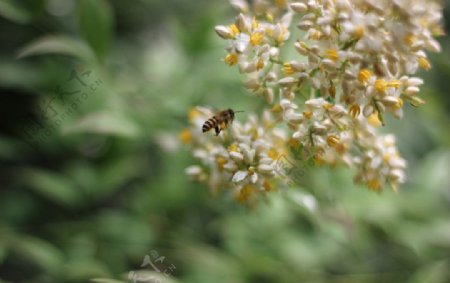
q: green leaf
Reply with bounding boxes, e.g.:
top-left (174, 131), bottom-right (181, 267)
top-left (21, 168), bottom-right (81, 207)
top-left (0, 0), bottom-right (31, 24)
top-left (78, 0), bottom-right (114, 61)
top-left (90, 279), bottom-right (127, 283)
top-left (62, 111), bottom-right (140, 138)
top-left (12, 235), bottom-right (64, 272)
top-left (17, 35), bottom-right (97, 63)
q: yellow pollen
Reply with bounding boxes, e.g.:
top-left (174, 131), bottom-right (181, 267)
top-left (248, 166), bottom-right (256, 175)
top-left (216, 156), bottom-right (227, 169)
top-left (418, 57), bottom-right (431, 71)
top-left (268, 148), bottom-right (279, 159)
top-left (263, 180), bottom-right (273, 192)
top-left (374, 79), bottom-right (388, 94)
top-left (225, 53), bottom-right (238, 66)
top-left (220, 121), bottom-right (227, 130)
top-left (313, 153), bottom-right (325, 166)
top-left (236, 184), bottom-right (254, 203)
top-left (403, 34), bottom-right (417, 46)
top-left (256, 58), bottom-right (265, 70)
top-left (367, 179), bottom-right (381, 191)
top-left (325, 49), bottom-right (339, 62)
top-left (282, 63), bottom-right (295, 75)
top-left (188, 108), bottom-right (201, 122)
top-left (393, 97), bottom-right (404, 110)
top-left (179, 128), bottom-right (192, 144)
top-left (303, 111), bottom-right (313, 119)
top-left (383, 153), bottom-right (391, 163)
top-left (228, 144), bottom-right (239, 152)
top-left (308, 30), bottom-right (322, 40)
top-left (275, 0), bottom-right (287, 8)
top-left (323, 102), bottom-right (333, 110)
top-left (327, 135), bottom-right (340, 148)
top-left (358, 69), bottom-right (373, 84)
top-left (353, 26), bottom-right (365, 39)
top-left (229, 24), bottom-right (240, 37)
top-left (266, 13), bottom-right (274, 23)
top-left (250, 32), bottom-right (264, 46)
top-left (368, 113), bottom-right (382, 127)
top-left (348, 104), bottom-right (360, 118)
top-left (387, 80), bottom-right (401, 89)
top-left (288, 137), bottom-right (300, 149)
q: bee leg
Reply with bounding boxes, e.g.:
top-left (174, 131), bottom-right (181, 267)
top-left (214, 126), bottom-right (221, 136)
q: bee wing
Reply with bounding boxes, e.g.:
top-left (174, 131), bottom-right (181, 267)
top-left (195, 106), bottom-right (215, 117)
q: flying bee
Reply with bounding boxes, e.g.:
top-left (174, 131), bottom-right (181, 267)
top-left (202, 108), bottom-right (244, 136)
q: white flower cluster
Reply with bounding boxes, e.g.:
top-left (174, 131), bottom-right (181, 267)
top-left (182, 0), bottom-right (443, 202)
top-left (181, 107), bottom-right (287, 204)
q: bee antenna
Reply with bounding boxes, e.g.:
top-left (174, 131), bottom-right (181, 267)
top-left (234, 110), bottom-right (245, 113)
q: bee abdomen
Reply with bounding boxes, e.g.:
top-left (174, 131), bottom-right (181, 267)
top-left (202, 116), bottom-right (218, 132)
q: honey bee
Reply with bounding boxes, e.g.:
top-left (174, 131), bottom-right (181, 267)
top-left (202, 108), bottom-right (244, 136)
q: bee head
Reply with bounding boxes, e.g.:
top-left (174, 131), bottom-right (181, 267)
top-left (228, 108), bottom-right (235, 119)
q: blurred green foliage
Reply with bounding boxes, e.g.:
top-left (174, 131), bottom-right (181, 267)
top-left (0, 0), bottom-right (449, 282)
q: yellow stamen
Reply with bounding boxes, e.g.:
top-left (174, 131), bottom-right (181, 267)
top-left (275, 0), bottom-right (287, 8)
top-left (228, 144), bottom-right (239, 152)
top-left (387, 80), bottom-right (401, 89)
top-left (216, 156), bottom-right (227, 169)
top-left (403, 34), bottom-right (417, 46)
top-left (256, 58), bottom-right (265, 70)
top-left (353, 26), bottom-right (365, 39)
top-left (374, 79), bottom-right (388, 94)
top-left (367, 179), bottom-right (381, 191)
top-left (288, 137), bottom-right (300, 149)
top-left (368, 113), bottom-right (382, 127)
top-left (325, 49), bottom-right (339, 62)
top-left (262, 180), bottom-right (273, 192)
top-left (225, 53), bottom-right (238, 66)
top-left (418, 57), bottom-right (431, 71)
top-left (188, 108), bottom-right (201, 122)
top-left (323, 102), bottom-right (333, 110)
top-left (282, 63), bottom-right (295, 75)
top-left (358, 69), bottom-right (373, 84)
top-left (393, 97), bottom-right (404, 110)
top-left (250, 32), bottom-right (264, 46)
top-left (268, 148), bottom-right (279, 160)
top-left (266, 13), bottom-right (274, 22)
top-left (327, 135), bottom-right (340, 148)
top-left (303, 111), bottom-right (313, 119)
top-left (236, 184), bottom-right (254, 203)
top-left (348, 104), bottom-right (360, 118)
top-left (229, 24), bottom-right (240, 38)
top-left (179, 128), bottom-right (192, 144)
top-left (308, 30), bottom-right (322, 40)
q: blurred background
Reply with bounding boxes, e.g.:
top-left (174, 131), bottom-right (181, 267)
top-left (0, 0), bottom-right (449, 282)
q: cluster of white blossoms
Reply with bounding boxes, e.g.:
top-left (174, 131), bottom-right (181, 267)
top-left (182, 0), bottom-right (443, 202)
top-left (181, 107), bottom-right (288, 204)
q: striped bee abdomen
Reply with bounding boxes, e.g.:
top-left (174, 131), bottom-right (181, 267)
top-left (202, 116), bottom-right (219, 132)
